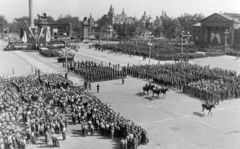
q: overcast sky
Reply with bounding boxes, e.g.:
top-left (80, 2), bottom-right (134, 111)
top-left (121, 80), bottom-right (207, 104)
top-left (1, 0), bottom-right (240, 22)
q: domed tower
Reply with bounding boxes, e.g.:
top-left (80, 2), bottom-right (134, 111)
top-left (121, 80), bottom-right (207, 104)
top-left (141, 11), bottom-right (148, 25)
top-left (122, 8), bottom-right (125, 15)
top-left (146, 15), bottom-right (155, 29)
top-left (108, 5), bottom-right (115, 25)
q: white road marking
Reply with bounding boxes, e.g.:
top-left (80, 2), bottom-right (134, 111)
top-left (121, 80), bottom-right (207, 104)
top-left (183, 114), bottom-right (191, 117)
top-left (140, 117), bottom-right (174, 125)
top-left (159, 104), bottom-right (184, 116)
top-left (13, 51), bottom-right (57, 73)
top-left (216, 105), bottom-right (240, 111)
top-left (28, 53), bottom-right (62, 70)
top-left (198, 121), bottom-right (218, 130)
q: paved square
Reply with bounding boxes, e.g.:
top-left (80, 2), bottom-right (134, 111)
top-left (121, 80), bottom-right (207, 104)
top-left (0, 41), bottom-right (240, 149)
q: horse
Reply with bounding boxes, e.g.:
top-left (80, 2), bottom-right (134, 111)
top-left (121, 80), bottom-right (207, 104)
top-left (201, 104), bottom-right (215, 116)
top-left (152, 89), bottom-right (161, 97)
top-left (160, 88), bottom-right (169, 97)
top-left (149, 85), bottom-right (155, 93)
top-left (143, 86), bottom-right (150, 94)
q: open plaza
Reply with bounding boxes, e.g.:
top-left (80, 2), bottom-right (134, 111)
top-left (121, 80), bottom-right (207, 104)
top-left (1, 0), bottom-right (240, 149)
top-left (0, 40), bottom-right (240, 149)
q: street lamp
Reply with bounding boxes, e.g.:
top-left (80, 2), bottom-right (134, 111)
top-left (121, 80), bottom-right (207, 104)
top-left (148, 42), bottom-right (153, 65)
top-left (175, 28), bottom-right (178, 40)
top-left (224, 30), bottom-right (229, 54)
top-left (147, 41), bottom-right (153, 83)
top-left (186, 32), bottom-right (191, 54)
top-left (181, 31), bottom-right (185, 55)
top-left (106, 26), bottom-right (109, 48)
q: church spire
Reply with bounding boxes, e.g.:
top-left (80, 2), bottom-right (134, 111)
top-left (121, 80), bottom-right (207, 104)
top-left (109, 4), bottom-right (113, 12)
top-left (122, 8), bottom-right (125, 14)
top-left (90, 13), bottom-right (92, 19)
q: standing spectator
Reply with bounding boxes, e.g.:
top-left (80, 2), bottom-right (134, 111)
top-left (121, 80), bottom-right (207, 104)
top-left (97, 84), bottom-right (100, 93)
top-left (122, 77), bottom-right (125, 85)
top-left (62, 125), bottom-right (66, 140)
top-left (121, 137), bottom-right (125, 149)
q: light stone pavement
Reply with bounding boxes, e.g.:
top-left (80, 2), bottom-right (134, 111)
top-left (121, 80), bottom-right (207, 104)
top-left (0, 41), bottom-right (240, 149)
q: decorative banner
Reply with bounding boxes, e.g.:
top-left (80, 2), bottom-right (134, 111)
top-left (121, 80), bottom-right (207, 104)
top-left (210, 32), bottom-right (215, 42)
top-left (22, 31), bottom-right (27, 43)
top-left (215, 33), bottom-right (221, 44)
top-left (210, 32), bottom-right (221, 44)
top-left (46, 27), bottom-right (51, 42)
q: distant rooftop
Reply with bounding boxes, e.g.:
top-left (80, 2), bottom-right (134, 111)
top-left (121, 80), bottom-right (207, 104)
top-left (192, 22), bottom-right (201, 27)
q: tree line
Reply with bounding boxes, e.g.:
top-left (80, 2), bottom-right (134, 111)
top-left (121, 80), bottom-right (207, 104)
top-left (0, 12), bottom-right (204, 40)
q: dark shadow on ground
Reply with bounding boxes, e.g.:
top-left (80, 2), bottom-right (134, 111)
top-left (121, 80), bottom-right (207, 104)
top-left (193, 112), bottom-right (205, 117)
top-left (226, 130), bottom-right (240, 134)
top-left (136, 92), bottom-right (146, 97)
top-left (144, 96), bottom-right (159, 101)
top-left (36, 144), bottom-right (55, 148)
top-left (70, 129), bottom-right (82, 137)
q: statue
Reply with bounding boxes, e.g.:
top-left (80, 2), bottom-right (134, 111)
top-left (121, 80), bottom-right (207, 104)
top-left (37, 13), bottom-right (47, 19)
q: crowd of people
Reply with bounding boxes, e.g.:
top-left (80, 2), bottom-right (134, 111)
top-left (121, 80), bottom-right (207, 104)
top-left (126, 63), bottom-right (240, 104)
top-left (0, 76), bottom-right (27, 149)
top-left (0, 73), bottom-right (148, 149)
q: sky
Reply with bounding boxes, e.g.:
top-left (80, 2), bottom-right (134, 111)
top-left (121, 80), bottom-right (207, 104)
top-left (1, 0), bottom-right (240, 22)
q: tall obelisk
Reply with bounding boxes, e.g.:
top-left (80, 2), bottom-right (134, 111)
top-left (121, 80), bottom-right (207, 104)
top-left (29, 0), bottom-right (34, 27)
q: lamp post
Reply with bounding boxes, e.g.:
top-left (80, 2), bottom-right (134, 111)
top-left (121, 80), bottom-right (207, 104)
top-left (186, 32), bottom-right (191, 54)
top-left (148, 39), bottom-right (153, 65)
top-left (181, 31), bottom-right (185, 55)
top-left (99, 27), bottom-right (103, 43)
top-left (224, 30), bottom-right (229, 54)
top-left (175, 28), bottom-right (178, 41)
top-left (65, 43), bottom-right (68, 74)
top-left (106, 26), bottom-right (109, 48)
top-left (147, 40), bottom-right (153, 83)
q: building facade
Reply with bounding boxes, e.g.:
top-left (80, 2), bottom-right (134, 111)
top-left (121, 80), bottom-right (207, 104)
top-left (107, 5), bottom-right (134, 25)
top-left (192, 13), bottom-right (240, 46)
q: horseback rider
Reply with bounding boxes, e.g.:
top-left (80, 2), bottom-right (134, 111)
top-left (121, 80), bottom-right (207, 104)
top-left (206, 101), bottom-right (210, 107)
top-left (145, 83), bottom-right (148, 88)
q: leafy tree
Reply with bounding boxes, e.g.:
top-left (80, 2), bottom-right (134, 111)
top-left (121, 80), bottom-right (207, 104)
top-left (47, 16), bottom-right (55, 23)
top-left (97, 15), bottom-right (110, 30)
top-left (14, 16), bottom-right (29, 25)
top-left (56, 14), bottom-right (81, 33)
top-left (0, 15), bottom-right (8, 33)
top-left (178, 13), bottom-right (204, 31)
top-left (161, 17), bottom-right (181, 39)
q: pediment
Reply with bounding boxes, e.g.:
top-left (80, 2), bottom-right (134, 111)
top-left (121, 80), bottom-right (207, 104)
top-left (201, 13), bottom-right (232, 23)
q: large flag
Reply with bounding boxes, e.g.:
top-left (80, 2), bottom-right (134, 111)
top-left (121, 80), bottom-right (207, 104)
top-left (22, 31), bottom-right (27, 43)
top-left (46, 27), bottom-right (51, 42)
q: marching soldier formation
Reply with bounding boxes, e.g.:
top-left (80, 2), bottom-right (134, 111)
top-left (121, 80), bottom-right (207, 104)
top-left (0, 73), bottom-right (148, 149)
top-left (68, 60), bottom-right (126, 83)
top-left (93, 41), bottom-right (207, 61)
top-left (126, 63), bottom-right (240, 104)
